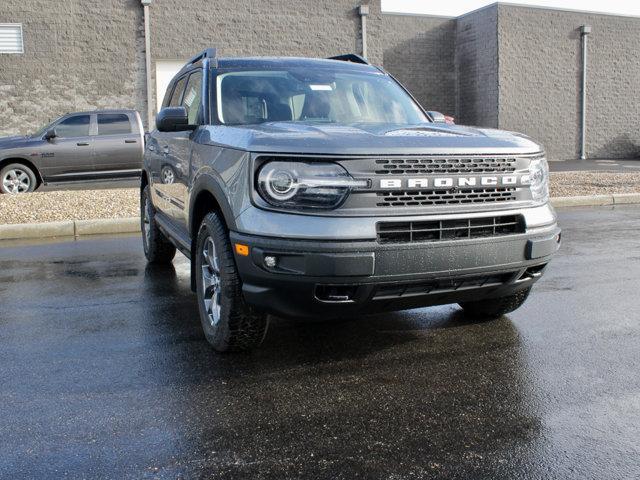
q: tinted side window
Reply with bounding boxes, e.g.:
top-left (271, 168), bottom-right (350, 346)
top-left (56, 115), bottom-right (90, 138)
top-left (182, 71), bottom-right (203, 125)
top-left (169, 77), bottom-right (187, 107)
top-left (97, 114), bottom-right (132, 135)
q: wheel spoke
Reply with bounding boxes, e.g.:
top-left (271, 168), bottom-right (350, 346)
top-left (201, 235), bottom-right (222, 326)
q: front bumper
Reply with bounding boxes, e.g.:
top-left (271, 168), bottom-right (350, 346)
top-left (230, 218), bottom-right (561, 319)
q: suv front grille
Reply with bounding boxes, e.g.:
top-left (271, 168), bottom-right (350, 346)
top-left (376, 215), bottom-right (525, 244)
top-left (374, 157), bottom-right (517, 175)
top-left (376, 187), bottom-right (517, 207)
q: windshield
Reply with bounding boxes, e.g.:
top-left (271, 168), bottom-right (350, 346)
top-left (215, 68), bottom-right (428, 126)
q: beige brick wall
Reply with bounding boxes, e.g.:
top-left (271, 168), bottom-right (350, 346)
top-left (498, 5), bottom-right (640, 159)
top-left (380, 13), bottom-right (456, 117)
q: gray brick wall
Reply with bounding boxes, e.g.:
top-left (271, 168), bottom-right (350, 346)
top-left (498, 5), bottom-right (640, 159)
top-left (455, 5), bottom-right (499, 128)
top-left (380, 13), bottom-right (456, 116)
top-left (0, 0), bottom-right (146, 135)
top-left (0, 0), bottom-right (379, 136)
top-left (1, 1), bottom-right (639, 160)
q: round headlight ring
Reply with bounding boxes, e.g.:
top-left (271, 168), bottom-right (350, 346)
top-left (264, 168), bottom-right (299, 201)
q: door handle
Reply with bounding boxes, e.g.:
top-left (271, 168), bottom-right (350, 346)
top-left (148, 145), bottom-right (155, 151)
top-left (77, 142), bottom-right (90, 146)
top-left (125, 139), bottom-right (137, 144)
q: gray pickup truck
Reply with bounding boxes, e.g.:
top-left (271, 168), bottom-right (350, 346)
top-left (141, 50), bottom-right (561, 352)
top-left (0, 109), bottom-right (144, 194)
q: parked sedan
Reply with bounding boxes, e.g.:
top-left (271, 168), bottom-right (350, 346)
top-left (0, 109), bottom-right (144, 194)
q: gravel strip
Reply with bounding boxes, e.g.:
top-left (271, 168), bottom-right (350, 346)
top-left (0, 188), bottom-right (139, 225)
top-left (1, 171), bottom-right (639, 225)
top-left (550, 171), bottom-right (640, 197)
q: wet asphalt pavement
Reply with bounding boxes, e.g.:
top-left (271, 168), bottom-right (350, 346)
top-left (1, 205), bottom-right (639, 479)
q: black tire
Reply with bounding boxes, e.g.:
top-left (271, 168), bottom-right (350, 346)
top-left (0, 163), bottom-right (37, 194)
top-left (459, 288), bottom-right (531, 320)
top-left (195, 211), bottom-right (269, 352)
top-left (141, 185), bottom-right (176, 264)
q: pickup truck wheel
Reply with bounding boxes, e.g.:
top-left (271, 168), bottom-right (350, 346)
top-left (195, 212), bottom-right (269, 352)
top-left (1, 163), bottom-right (37, 194)
top-left (141, 186), bottom-right (176, 263)
top-left (459, 287), bottom-right (531, 320)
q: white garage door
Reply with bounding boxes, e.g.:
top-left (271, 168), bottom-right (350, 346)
top-left (155, 60), bottom-right (187, 111)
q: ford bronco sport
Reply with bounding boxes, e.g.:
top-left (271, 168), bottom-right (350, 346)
top-left (141, 49), bottom-right (560, 352)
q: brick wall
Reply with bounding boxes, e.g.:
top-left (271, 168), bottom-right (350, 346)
top-left (498, 5), bottom-right (640, 159)
top-left (455, 5), bottom-right (499, 128)
top-left (380, 13), bottom-right (456, 117)
top-left (0, 0), bottom-right (379, 136)
top-left (0, 0), bottom-right (146, 135)
top-left (1, 1), bottom-right (639, 159)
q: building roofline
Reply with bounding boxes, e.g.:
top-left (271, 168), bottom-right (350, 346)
top-left (385, 2), bottom-right (640, 21)
top-left (495, 2), bottom-right (640, 20)
top-left (381, 11), bottom-right (455, 20)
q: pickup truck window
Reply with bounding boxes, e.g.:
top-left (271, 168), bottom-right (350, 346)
top-left (215, 69), bottom-right (427, 126)
top-left (97, 114), bottom-right (132, 135)
top-left (56, 115), bottom-right (90, 138)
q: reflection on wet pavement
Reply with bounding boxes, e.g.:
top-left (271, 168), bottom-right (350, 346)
top-left (1, 206), bottom-right (639, 479)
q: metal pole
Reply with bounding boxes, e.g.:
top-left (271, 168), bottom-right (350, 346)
top-left (580, 25), bottom-right (591, 160)
top-left (142, 0), bottom-right (153, 131)
top-left (359, 5), bottom-right (369, 59)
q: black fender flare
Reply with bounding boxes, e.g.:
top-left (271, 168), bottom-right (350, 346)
top-left (188, 172), bottom-right (237, 235)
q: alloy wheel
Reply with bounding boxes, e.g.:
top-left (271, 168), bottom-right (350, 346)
top-left (201, 236), bottom-right (221, 326)
top-left (2, 168), bottom-right (31, 194)
top-left (143, 197), bottom-right (152, 249)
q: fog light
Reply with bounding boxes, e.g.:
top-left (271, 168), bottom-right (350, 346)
top-left (264, 255), bottom-right (277, 268)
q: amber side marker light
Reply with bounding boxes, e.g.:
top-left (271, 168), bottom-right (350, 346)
top-left (235, 243), bottom-right (250, 256)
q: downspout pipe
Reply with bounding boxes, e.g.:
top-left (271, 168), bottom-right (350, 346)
top-left (580, 25), bottom-right (591, 160)
top-left (358, 5), bottom-right (369, 59)
top-left (141, 0), bottom-right (154, 131)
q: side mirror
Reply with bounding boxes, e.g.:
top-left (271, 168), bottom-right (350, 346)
top-left (427, 111), bottom-right (447, 124)
top-left (156, 106), bottom-right (194, 132)
top-left (44, 128), bottom-right (57, 141)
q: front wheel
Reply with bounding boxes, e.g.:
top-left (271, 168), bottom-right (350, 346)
top-left (0, 163), bottom-right (37, 194)
top-left (459, 288), bottom-right (531, 320)
top-left (195, 211), bottom-right (268, 352)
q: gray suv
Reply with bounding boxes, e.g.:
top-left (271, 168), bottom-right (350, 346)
top-left (141, 50), bottom-right (560, 352)
top-left (0, 109), bottom-right (143, 194)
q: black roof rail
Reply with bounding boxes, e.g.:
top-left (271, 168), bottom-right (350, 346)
top-left (187, 48), bottom-right (218, 67)
top-left (327, 54), bottom-right (370, 65)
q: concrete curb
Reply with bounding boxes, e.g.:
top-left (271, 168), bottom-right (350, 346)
top-left (551, 193), bottom-right (640, 208)
top-left (0, 217), bottom-right (140, 241)
top-left (1, 194), bottom-right (639, 241)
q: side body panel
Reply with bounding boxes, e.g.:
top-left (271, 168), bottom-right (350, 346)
top-left (92, 112), bottom-right (144, 174)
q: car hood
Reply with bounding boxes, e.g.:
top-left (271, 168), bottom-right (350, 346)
top-left (200, 122), bottom-right (543, 156)
top-left (0, 135), bottom-right (30, 149)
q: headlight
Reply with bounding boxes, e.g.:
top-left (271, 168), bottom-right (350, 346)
top-left (527, 157), bottom-right (549, 203)
top-left (257, 161), bottom-right (368, 209)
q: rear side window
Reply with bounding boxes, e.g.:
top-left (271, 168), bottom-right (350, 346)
top-left (97, 114), bottom-right (132, 135)
top-left (182, 71), bottom-right (203, 125)
top-left (169, 76), bottom-right (187, 107)
top-left (56, 115), bottom-right (90, 138)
